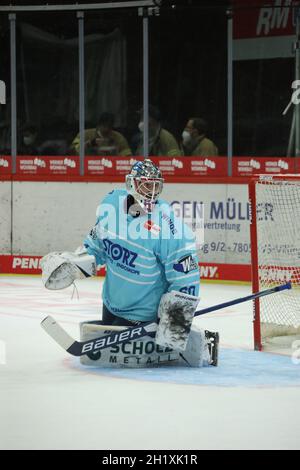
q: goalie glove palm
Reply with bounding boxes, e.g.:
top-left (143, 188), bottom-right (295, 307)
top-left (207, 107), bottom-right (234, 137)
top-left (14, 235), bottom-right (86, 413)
top-left (41, 249), bottom-right (96, 290)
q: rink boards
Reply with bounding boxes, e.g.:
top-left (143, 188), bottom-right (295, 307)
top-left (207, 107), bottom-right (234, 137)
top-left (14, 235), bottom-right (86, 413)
top-left (0, 179), bottom-right (253, 281)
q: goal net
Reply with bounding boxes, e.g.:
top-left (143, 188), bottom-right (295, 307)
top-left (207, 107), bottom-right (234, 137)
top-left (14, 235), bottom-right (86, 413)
top-left (249, 175), bottom-right (300, 352)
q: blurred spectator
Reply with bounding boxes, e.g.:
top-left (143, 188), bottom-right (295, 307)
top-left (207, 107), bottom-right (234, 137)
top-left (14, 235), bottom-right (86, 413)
top-left (18, 124), bottom-right (40, 155)
top-left (181, 118), bottom-right (218, 157)
top-left (37, 118), bottom-right (70, 156)
top-left (38, 138), bottom-right (68, 156)
top-left (70, 112), bottom-right (132, 156)
top-left (135, 105), bottom-right (180, 157)
top-left (18, 122), bottom-right (69, 156)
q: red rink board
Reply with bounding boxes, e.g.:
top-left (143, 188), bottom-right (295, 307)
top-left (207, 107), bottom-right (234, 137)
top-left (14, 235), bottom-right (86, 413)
top-left (16, 156), bottom-right (79, 176)
top-left (0, 255), bottom-right (251, 282)
top-left (1, 155), bottom-right (299, 180)
top-left (84, 156), bottom-right (229, 177)
top-left (0, 156), bottom-right (12, 175)
top-left (232, 157), bottom-right (296, 176)
top-left (0, 255), bottom-right (106, 276)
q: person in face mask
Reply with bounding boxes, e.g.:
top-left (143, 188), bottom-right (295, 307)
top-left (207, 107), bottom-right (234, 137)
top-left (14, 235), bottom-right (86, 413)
top-left (19, 124), bottom-right (40, 155)
top-left (70, 112), bottom-right (132, 157)
top-left (181, 118), bottom-right (218, 157)
top-left (135, 105), bottom-right (180, 157)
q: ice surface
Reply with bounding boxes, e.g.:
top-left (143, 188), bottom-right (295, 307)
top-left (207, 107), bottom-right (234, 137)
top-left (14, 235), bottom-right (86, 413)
top-left (0, 276), bottom-right (300, 450)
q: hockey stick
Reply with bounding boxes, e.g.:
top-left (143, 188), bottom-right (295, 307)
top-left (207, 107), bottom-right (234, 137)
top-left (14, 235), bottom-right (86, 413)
top-left (41, 281), bottom-right (291, 357)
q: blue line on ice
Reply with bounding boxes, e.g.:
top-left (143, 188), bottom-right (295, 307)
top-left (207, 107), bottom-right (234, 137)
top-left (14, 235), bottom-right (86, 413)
top-left (70, 348), bottom-right (300, 387)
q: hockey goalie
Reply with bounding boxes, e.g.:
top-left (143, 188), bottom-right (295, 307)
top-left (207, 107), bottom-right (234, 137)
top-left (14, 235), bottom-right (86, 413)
top-left (41, 159), bottom-right (219, 368)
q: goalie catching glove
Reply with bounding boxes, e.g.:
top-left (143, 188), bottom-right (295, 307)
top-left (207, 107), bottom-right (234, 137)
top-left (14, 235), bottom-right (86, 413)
top-left (41, 246), bottom-right (97, 290)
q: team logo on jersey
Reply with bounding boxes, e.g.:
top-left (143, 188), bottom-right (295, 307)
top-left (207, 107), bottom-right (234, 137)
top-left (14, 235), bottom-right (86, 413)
top-left (162, 212), bottom-right (177, 235)
top-left (173, 255), bottom-right (198, 274)
top-left (144, 220), bottom-right (161, 234)
top-left (102, 238), bottom-right (140, 275)
top-left (103, 239), bottom-right (138, 267)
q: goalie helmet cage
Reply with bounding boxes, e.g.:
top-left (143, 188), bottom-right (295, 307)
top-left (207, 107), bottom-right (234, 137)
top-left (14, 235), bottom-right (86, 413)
top-left (249, 175), bottom-right (300, 351)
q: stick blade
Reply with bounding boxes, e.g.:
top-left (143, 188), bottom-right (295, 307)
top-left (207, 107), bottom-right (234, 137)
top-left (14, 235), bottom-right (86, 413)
top-left (41, 316), bottom-right (75, 352)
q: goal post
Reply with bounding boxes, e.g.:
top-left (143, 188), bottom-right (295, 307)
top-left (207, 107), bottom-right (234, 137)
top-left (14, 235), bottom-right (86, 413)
top-left (249, 175), bottom-right (300, 352)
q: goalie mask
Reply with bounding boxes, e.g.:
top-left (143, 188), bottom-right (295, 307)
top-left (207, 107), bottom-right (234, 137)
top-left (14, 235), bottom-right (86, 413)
top-left (126, 159), bottom-right (164, 213)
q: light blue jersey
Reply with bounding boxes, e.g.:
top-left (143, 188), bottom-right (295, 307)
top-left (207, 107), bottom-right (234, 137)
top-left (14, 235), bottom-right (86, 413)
top-left (84, 189), bottom-right (200, 322)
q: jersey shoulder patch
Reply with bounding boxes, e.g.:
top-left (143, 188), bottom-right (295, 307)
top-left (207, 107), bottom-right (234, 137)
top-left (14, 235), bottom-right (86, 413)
top-left (173, 254), bottom-right (198, 274)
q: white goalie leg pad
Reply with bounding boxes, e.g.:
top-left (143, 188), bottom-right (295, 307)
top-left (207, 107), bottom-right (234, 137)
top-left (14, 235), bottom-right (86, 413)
top-left (41, 246), bottom-right (96, 290)
top-left (80, 322), bottom-right (181, 368)
top-left (178, 326), bottom-right (212, 368)
top-left (155, 290), bottom-right (200, 351)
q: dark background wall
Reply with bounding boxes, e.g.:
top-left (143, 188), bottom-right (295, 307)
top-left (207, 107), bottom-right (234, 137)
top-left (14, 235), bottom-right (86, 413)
top-left (0, 1), bottom-right (295, 156)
